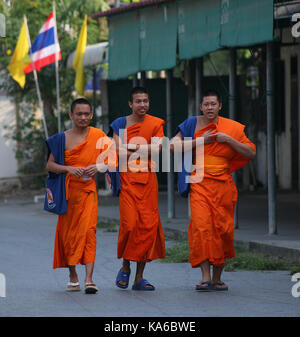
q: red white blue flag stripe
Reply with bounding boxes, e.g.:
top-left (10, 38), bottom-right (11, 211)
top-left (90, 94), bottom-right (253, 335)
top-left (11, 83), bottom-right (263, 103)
top-left (24, 11), bottom-right (61, 73)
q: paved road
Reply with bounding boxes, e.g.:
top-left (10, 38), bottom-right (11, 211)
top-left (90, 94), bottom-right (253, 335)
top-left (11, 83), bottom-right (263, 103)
top-left (0, 202), bottom-right (299, 317)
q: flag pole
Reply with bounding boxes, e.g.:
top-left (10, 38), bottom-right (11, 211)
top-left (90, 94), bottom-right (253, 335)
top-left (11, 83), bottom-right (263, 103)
top-left (24, 15), bottom-right (49, 139)
top-left (53, 2), bottom-right (61, 133)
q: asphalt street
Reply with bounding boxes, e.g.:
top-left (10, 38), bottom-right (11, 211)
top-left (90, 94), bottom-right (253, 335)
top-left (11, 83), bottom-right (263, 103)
top-left (0, 201), bottom-right (299, 317)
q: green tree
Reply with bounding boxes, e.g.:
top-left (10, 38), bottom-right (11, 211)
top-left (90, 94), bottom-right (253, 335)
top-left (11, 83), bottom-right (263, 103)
top-left (0, 0), bottom-right (110, 187)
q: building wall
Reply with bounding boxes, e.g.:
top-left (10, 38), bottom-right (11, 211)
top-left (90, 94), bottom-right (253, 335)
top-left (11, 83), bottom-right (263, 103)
top-left (0, 93), bottom-right (17, 179)
top-left (256, 29), bottom-right (300, 190)
top-left (279, 36), bottom-right (300, 190)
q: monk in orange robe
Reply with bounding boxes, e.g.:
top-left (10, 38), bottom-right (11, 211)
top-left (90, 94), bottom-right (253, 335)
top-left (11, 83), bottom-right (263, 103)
top-left (110, 87), bottom-right (165, 291)
top-left (46, 98), bottom-right (113, 294)
top-left (173, 89), bottom-right (256, 291)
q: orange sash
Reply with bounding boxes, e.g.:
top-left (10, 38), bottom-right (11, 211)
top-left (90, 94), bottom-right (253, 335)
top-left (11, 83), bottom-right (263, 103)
top-left (204, 155), bottom-right (230, 176)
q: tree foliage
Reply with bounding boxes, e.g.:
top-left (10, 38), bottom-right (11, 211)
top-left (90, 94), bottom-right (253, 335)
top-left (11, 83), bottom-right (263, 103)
top-left (0, 0), bottom-right (110, 184)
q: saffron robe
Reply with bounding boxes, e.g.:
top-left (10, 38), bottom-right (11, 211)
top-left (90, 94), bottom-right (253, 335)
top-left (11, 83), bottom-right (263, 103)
top-left (53, 127), bottom-right (108, 269)
top-left (184, 116), bottom-right (256, 267)
top-left (111, 114), bottom-right (166, 262)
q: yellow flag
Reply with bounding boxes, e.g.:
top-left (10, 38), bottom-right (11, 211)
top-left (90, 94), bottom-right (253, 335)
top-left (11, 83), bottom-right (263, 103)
top-left (7, 20), bottom-right (30, 88)
top-left (73, 15), bottom-right (87, 95)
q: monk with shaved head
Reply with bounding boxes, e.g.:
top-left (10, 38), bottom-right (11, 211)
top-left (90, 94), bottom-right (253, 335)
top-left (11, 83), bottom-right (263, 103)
top-left (173, 89), bottom-right (256, 292)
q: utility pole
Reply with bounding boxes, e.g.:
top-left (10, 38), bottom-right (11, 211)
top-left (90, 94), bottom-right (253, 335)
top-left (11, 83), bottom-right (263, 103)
top-left (266, 41), bottom-right (277, 235)
top-left (166, 69), bottom-right (175, 218)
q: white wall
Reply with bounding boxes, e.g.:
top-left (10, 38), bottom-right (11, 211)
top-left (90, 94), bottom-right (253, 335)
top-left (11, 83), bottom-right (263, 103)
top-left (0, 94), bottom-right (17, 178)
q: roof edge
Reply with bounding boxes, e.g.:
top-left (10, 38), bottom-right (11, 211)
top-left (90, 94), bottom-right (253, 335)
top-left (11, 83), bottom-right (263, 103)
top-left (91, 0), bottom-right (175, 19)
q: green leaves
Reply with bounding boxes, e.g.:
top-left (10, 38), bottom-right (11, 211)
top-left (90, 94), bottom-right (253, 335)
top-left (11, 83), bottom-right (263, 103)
top-left (0, 0), bottom-right (111, 183)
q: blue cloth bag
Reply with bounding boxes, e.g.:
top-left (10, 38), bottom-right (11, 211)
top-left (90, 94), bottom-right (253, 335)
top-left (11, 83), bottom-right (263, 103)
top-left (43, 132), bottom-right (67, 215)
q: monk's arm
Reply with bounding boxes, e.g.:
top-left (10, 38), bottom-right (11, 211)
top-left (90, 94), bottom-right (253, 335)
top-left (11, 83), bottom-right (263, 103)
top-left (113, 133), bottom-right (163, 159)
top-left (213, 132), bottom-right (256, 159)
top-left (136, 139), bottom-right (163, 157)
top-left (113, 132), bottom-right (136, 159)
top-left (46, 153), bottom-right (84, 177)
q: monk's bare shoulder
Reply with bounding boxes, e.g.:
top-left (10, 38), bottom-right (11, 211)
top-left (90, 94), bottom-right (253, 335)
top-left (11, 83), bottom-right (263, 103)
top-left (64, 129), bottom-right (72, 136)
top-left (64, 129), bottom-right (74, 150)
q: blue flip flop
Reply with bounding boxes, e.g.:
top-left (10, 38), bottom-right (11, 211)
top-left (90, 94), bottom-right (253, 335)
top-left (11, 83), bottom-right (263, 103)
top-left (195, 281), bottom-right (213, 292)
top-left (115, 269), bottom-right (131, 289)
top-left (132, 279), bottom-right (155, 291)
top-left (211, 281), bottom-right (228, 291)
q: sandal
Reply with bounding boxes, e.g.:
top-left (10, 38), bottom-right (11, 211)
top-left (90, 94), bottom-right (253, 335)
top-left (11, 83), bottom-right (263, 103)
top-left (195, 281), bottom-right (213, 292)
top-left (85, 283), bottom-right (98, 294)
top-left (115, 269), bottom-right (131, 289)
top-left (132, 279), bottom-right (155, 291)
top-left (211, 281), bottom-right (228, 291)
top-left (66, 282), bottom-right (81, 292)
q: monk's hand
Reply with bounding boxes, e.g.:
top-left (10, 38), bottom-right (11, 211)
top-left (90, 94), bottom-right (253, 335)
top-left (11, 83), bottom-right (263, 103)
top-left (127, 143), bottom-right (140, 152)
top-left (84, 164), bottom-right (98, 177)
top-left (202, 129), bottom-right (215, 144)
top-left (214, 132), bottom-right (231, 143)
top-left (67, 166), bottom-right (84, 177)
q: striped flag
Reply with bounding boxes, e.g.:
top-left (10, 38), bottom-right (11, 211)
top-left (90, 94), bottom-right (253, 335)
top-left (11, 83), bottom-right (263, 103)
top-left (24, 11), bottom-right (61, 73)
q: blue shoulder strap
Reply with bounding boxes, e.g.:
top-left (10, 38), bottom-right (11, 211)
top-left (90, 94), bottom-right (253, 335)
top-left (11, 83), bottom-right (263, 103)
top-left (45, 132), bottom-right (65, 164)
top-left (175, 117), bottom-right (197, 198)
top-left (108, 117), bottom-right (126, 138)
top-left (175, 116), bottom-right (197, 139)
top-left (107, 117), bottom-right (126, 197)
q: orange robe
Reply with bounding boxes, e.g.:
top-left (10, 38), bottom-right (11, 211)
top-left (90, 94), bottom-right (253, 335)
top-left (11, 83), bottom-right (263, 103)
top-left (53, 127), bottom-right (108, 269)
top-left (117, 114), bottom-right (165, 262)
top-left (188, 116), bottom-right (256, 267)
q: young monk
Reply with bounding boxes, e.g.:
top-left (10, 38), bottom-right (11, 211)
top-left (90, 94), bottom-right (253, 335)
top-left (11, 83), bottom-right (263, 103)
top-left (172, 89), bottom-right (256, 292)
top-left (108, 86), bottom-right (165, 291)
top-left (46, 98), bottom-right (113, 294)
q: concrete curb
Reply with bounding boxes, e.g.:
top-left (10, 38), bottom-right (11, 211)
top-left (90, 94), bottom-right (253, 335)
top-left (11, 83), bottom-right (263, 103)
top-left (235, 240), bottom-right (300, 264)
top-left (164, 226), bottom-right (300, 264)
top-left (98, 216), bottom-right (300, 264)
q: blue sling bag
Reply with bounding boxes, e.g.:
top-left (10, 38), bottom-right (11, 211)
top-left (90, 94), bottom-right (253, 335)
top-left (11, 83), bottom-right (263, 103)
top-left (44, 132), bottom-right (67, 215)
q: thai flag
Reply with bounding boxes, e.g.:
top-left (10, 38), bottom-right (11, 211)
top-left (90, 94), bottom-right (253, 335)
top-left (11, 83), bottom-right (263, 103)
top-left (24, 11), bottom-right (61, 73)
